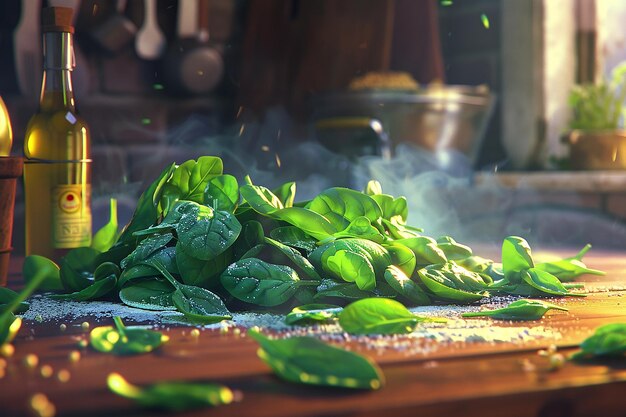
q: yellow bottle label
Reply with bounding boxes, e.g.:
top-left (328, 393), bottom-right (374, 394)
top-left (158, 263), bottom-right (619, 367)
top-left (51, 184), bottom-right (92, 248)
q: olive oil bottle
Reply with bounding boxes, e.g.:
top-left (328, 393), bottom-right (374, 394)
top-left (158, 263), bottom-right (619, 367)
top-left (24, 7), bottom-right (91, 258)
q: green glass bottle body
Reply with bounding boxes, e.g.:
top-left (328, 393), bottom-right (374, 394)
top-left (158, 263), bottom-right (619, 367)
top-left (24, 29), bottom-right (91, 259)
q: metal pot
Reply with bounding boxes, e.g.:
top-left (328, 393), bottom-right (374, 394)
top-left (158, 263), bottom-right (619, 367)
top-left (311, 85), bottom-right (494, 163)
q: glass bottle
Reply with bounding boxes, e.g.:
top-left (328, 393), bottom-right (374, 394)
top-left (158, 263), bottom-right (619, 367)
top-left (23, 7), bottom-right (91, 258)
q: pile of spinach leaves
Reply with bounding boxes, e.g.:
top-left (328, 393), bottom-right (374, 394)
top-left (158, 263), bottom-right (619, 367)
top-left (23, 156), bottom-right (600, 323)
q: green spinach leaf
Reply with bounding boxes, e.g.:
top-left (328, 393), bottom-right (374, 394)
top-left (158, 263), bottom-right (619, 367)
top-left (570, 323), bottom-right (626, 361)
top-left (272, 181), bottom-right (296, 208)
top-left (338, 298), bottom-right (430, 335)
top-left (107, 373), bottom-right (234, 411)
top-left (264, 237), bottom-right (322, 281)
top-left (248, 329), bottom-right (384, 390)
top-left (60, 247), bottom-right (100, 292)
top-left (462, 299), bottom-right (568, 320)
top-left (119, 279), bottom-right (177, 311)
top-left (521, 268), bottom-right (586, 297)
top-left (175, 202), bottom-right (241, 261)
top-left (284, 304), bottom-right (342, 326)
top-left (204, 174), bottom-right (239, 213)
top-left (384, 265), bottom-right (430, 306)
top-left (90, 316), bottom-right (167, 355)
top-left (502, 236), bottom-right (535, 283)
top-left (120, 233), bottom-right (174, 269)
top-left (23, 255), bottom-right (63, 291)
top-left (307, 187), bottom-right (382, 231)
top-left (220, 258), bottom-right (316, 306)
top-left (395, 236), bottom-right (447, 265)
top-left (160, 156), bottom-right (223, 215)
top-left (91, 198), bottom-right (119, 252)
top-left (0, 288), bottom-right (29, 314)
top-left (436, 236), bottom-right (472, 260)
top-left (535, 244), bottom-right (605, 282)
top-left (270, 226), bottom-right (317, 253)
top-left (417, 263), bottom-right (489, 303)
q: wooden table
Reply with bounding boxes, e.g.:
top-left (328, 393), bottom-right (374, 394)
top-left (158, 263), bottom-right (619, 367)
top-left (1, 251), bottom-right (625, 417)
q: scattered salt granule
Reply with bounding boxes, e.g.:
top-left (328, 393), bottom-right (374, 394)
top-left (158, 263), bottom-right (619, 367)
top-left (19, 294), bottom-right (565, 355)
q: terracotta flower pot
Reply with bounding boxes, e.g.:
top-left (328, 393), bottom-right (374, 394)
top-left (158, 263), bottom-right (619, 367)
top-left (564, 130), bottom-right (626, 170)
top-left (0, 156), bottom-right (23, 286)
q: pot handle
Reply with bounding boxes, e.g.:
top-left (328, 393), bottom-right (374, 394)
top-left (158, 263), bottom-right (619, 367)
top-left (314, 117), bottom-right (392, 159)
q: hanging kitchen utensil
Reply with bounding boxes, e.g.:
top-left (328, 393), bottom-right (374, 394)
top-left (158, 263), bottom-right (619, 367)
top-left (162, 0), bottom-right (223, 95)
top-left (14, 0), bottom-right (42, 96)
top-left (90, 0), bottom-right (137, 53)
top-left (135, 0), bottom-right (166, 60)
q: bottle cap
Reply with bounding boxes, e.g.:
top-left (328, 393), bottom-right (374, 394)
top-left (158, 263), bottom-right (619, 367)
top-left (41, 7), bottom-right (75, 34)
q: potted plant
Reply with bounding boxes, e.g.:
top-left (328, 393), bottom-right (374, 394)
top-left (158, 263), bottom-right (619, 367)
top-left (564, 63), bottom-right (626, 170)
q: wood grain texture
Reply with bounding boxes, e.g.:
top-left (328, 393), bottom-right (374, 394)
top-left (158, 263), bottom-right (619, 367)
top-left (1, 251), bottom-right (625, 417)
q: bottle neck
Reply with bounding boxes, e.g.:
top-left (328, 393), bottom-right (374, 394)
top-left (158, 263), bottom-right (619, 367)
top-left (40, 31), bottom-right (76, 112)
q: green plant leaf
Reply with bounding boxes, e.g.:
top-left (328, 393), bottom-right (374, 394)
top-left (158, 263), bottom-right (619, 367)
top-left (239, 184), bottom-right (284, 214)
top-left (147, 261), bottom-right (231, 323)
top-left (570, 323), bottom-right (626, 361)
top-left (436, 236), bottom-right (472, 260)
top-left (371, 193), bottom-right (408, 223)
top-left (395, 236), bottom-right (448, 265)
top-left (60, 247), bottom-right (101, 292)
top-left (51, 275), bottom-right (117, 301)
top-left (502, 236), bottom-right (535, 283)
top-left (462, 299), bottom-right (568, 321)
top-left (307, 187), bottom-right (383, 231)
top-left (174, 202), bottom-right (241, 261)
top-left (90, 317), bottom-right (168, 355)
top-left (309, 238), bottom-right (391, 286)
top-left (313, 280), bottom-right (379, 301)
top-left (284, 304), bottom-right (342, 326)
top-left (116, 162), bottom-right (176, 244)
top-left (107, 373), bottom-right (234, 411)
top-left (3, 249), bottom-right (64, 344)
top-left (0, 288), bottom-right (29, 314)
top-left (326, 250), bottom-right (376, 290)
top-left (171, 287), bottom-right (232, 324)
top-left (220, 258), bottom-right (314, 306)
top-left (120, 233), bottom-right (174, 269)
top-left (91, 198), bottom-right (119, 252)
top-left (176, 243), bottom-right (232, 288)
top-left (326, 216), bottom-right (384, 243)
top-left (204, 174), bottom-right (239, 213)
top-left (417, 263), bottom-right (489, 303)
top-left (270, 226), bottom-right (317, 253)
top-left (384, 265), bottom-right (430, 306)
top-left (384, 243), bottom-right (417, 277)
top-left (248, 329), bottom-right (384, 390)
top-left (272, 181), bottom-right (296, 208)
top-left (117, 247), bottom-right (178, 288)
top-left (264, 237), bottom-right (321, 281)
top-left (521, 268), bottom-right (585, 297)
top-left (160, 156), bottom-right (224, 215)
top-left (338, 298), bottom-right (429, 335)
top-left (22, 255), bottom-right (63, 291)
top-left (272, 207), bottom-right (336, 240)
top-left (119, 279), bottom-right (177, 311)
top-left (534, 245), bottom-right (605, 282)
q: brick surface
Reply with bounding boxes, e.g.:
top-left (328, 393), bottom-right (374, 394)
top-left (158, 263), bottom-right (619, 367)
top-left (81, 95), bottom-right (167, 144)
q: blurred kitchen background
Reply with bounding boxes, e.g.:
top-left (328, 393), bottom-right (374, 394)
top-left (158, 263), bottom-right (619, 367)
top-left (3, 0), bottom-right (626, 253)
